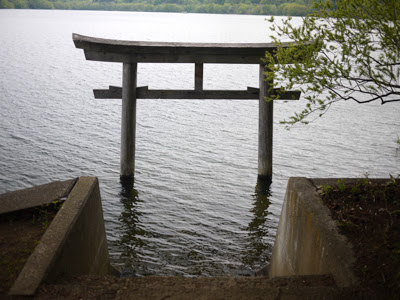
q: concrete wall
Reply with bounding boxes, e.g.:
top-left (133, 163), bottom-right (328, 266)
top-left (0, 179), bottom-right (77, 214)
top-left (9, 176), bottom-right (110, 296)
top-left (269, 177), bottom-right (358, 287)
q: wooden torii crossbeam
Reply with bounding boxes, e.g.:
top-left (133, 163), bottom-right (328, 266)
top-left (73, 33), bottom-right (300, 179)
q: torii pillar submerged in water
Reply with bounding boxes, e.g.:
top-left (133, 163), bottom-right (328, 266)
top-left (73, 33), bottom-right (300, 179)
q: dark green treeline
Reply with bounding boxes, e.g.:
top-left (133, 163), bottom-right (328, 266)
top-left (0, 0), bottom-right (313, 16)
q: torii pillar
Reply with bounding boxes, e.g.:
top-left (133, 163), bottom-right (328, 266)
top-left (120, 63), bottom-right (137, 177)
top-left (258, 64), bottom-right (273, 178)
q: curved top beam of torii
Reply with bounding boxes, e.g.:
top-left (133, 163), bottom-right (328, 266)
top-left (72, 33), bottom-right (295, 64)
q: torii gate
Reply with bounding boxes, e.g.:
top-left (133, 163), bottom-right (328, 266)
top-left (73, 33), bottom-right (300, 179)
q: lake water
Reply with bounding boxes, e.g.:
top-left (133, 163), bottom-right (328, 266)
top-left (0, 9), bottom-right (399, 276)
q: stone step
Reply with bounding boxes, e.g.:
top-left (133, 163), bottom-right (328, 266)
top-left (35, 274), bottom-right (356, 299)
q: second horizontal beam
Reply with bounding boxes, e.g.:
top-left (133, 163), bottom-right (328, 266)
top-left (93, 86), bottom-right (300, 100)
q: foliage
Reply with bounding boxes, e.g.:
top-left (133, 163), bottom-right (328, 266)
top-left (265, 0), bottom-right (400, 126)
top-left (32, 200), bottom-right (63, 230)
top-left (336, 178), bottom-right (346, 192)
top-left (319, 175), bottom-right (400, 204)
top-left (320, 183), bottom-right (332, 194)
top-left (0, 0), bottom-right (309, 15)
top-left (0, 0), bottom-right (14, 8)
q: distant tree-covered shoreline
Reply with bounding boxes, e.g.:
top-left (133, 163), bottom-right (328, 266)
top-left (0, 0), bottom-right (312, 16)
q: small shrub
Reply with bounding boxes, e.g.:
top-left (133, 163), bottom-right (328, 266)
top-left (321, 184), bottom-right (333, 194)
top-left (337, 179), bottom-right (346, 192)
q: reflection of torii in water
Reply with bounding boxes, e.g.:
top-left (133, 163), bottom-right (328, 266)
top-left (73, 33), bottom-right (300, 179)
top-left (117, 170), bottom-right (274, 276)
top-left (243, 176), bottom-right (273, 275)
top-left (117, 177), bottom-right (147, 275)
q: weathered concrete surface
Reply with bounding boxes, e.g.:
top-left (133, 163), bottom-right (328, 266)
top-left (116, 275), bottom-right (344, 300)
top-left (269, 177), bottom-right (358, 287)
top-left (0, 179), bottom-right (77, 215)
top-left (36, 274), bottom-right (357, 300)
top-left (9, 176), bottom-right (110, 296)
